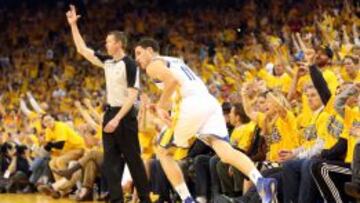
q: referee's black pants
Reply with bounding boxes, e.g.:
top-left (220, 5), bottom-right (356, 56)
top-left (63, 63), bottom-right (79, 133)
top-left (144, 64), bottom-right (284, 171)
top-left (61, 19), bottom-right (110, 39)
top-left (102, 106), bottom-right (150, 203)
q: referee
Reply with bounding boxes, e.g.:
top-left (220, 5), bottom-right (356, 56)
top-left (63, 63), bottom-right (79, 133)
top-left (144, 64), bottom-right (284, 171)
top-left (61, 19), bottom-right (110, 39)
top-left (66, 5), bottom-right (150, 203)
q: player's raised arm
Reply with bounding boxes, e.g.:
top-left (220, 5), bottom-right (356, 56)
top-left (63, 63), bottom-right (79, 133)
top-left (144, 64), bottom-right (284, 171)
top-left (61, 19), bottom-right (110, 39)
top-left (66, 5), bottom-right (104, 68)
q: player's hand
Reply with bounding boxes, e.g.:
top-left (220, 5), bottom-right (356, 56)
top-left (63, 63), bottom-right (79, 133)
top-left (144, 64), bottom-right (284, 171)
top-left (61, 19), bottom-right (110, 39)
top-left (104, 117), bottom-right (120, 133)
top-left (155, 106), bottom-right (172, 127)
top-left (66, 5), bottom-right (81, 25)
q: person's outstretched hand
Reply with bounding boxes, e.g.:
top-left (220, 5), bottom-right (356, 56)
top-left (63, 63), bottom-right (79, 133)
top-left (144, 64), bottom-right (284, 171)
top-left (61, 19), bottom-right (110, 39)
top-left (66, 5), bottom-right (81, 26)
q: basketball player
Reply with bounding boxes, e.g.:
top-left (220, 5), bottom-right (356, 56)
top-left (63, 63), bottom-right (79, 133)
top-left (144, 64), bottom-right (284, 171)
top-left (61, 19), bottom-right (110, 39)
top-left (134, 38), bottom-right (278, 203)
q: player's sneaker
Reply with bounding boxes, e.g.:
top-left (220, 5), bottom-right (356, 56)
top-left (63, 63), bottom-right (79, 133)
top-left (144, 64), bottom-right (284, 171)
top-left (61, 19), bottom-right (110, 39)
top-left (256, 177), bottom-right (278, 203)
top-left (184, 196), bottom-right (196, 203)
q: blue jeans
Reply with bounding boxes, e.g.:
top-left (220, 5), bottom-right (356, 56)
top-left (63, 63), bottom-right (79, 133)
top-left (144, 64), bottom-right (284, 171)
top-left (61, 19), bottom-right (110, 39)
top-left (209, 155), bottom-right (221, 198)
top-left (282, 159), bottom-right (320, 203)
top-left (194, 154), bottom-right (211, 198)
top-left (29, 157), bottom-right (51, 184)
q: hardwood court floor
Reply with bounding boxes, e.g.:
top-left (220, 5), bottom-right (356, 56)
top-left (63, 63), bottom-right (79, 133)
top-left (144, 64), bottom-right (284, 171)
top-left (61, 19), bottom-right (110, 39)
top-left (0, 194), bottom-right (101, 203)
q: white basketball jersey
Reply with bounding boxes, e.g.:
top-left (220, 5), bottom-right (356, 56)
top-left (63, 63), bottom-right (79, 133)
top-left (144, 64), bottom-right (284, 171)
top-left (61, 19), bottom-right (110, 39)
top-left (153, 56), bottom-right (209, 98)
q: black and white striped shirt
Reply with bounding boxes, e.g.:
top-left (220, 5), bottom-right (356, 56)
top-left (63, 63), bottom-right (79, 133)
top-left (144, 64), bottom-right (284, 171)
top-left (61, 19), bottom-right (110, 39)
top-left (101, 55), bottom-right (140, 107)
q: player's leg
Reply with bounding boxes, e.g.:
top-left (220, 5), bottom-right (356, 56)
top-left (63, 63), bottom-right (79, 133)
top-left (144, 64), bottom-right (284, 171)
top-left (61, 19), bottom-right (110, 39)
top-left (207, 137), bottom-right (277, 203)
top-left (198, 98), bottom-right (277, 203)
top-left (156, 128), bottom-right (195, 202)
top-left (156, 146), bottom-right (193, 201)
top-left (157, 97), bottom-right (210, 202)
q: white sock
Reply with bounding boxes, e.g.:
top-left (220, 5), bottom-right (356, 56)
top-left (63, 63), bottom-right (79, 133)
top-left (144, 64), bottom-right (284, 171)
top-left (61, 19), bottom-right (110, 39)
top-left (249, 169), bottom-right (263, 185)
top-left (196, 196), bottom-right (207, 203)
top-left (174, 183), bottom-right (192, 200)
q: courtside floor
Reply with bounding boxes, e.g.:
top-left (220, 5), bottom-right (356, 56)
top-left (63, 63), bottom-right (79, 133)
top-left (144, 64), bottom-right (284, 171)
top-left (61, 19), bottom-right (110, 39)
top-left (0, 194), bottom-right (101, 203)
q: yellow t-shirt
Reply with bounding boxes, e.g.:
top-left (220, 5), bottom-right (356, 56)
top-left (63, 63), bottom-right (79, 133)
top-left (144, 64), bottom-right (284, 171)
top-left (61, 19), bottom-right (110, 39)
top-left (342, 106), bottom-right (360, 163)
top-left (324, 96), bottom-right (336, 115)
top-left (257, 69), bottom-right (292, 93)
top-left (317, 111), bottom-right (343, 149)
top-left (322, 69), bottom-right (340, 94)
top-left (316, 111), bottom-right (342, 149)
top-left (29, 134), bottom-right (40, 147)
top-left (297, 68), bottom-right (339, 95)
top-left (29, 111), bottom-right (43, 133)
top-left (230, 122), bottom-right (257, 152)
top-left (300, 109), bottom-right (322, 149)
top-left (297, 94), bottom-right (313, 131)
top-left (94, 126), bottom-right (102, 140)
top-left (257, 111), bottom-right (300, 161)
top-left (45, 122), bottom-right (86, 153)
top-left (340, 67), bottom-right (360, 83)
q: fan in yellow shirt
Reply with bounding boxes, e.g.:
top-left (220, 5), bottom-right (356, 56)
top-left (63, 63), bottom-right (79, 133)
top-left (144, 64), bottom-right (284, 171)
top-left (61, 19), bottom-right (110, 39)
top-left (41, 114), bottom-right (86, 189)
top-left (42, 115), bottom-right (86, 154)
top-left (342, 106), bottom-right (360, 163)
top-left (340, 55), bottom-right (360, 83)
top-left (229, 103), bottom-right (257, 153)
top-left (334, 84), bottom-right (360, 163)
top-left (257, 64), bottom-right (292, 94)
top-left (241, 82), bottom-right (300, 162)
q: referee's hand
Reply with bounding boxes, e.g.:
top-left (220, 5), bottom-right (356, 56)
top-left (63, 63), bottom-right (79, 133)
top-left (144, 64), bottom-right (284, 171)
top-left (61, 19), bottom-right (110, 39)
top-left (104, 118), bottom-right (120, 133)
top-left (66, 5), bottom-right (81, 25)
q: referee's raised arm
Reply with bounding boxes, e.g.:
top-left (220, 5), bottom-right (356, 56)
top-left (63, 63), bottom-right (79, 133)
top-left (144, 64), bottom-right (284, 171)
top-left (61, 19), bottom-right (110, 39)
top-left (66, 5), bottom-right (104, 68)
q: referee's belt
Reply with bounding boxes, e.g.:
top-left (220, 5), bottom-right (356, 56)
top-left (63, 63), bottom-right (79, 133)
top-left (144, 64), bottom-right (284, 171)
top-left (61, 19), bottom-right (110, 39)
top-left (104, 104), bottom-right (122, 111)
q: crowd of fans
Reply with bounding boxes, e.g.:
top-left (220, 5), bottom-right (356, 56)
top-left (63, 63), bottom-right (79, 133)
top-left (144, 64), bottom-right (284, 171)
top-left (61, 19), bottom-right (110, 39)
top-left (0, 0), bottom-right (360, 202)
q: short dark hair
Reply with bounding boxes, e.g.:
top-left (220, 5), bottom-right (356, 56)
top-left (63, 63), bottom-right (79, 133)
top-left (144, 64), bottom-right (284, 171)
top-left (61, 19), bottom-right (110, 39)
top-left (108, 31), bottom-right (128, 49)
top-left (232, 103), bottom-right (250, 123)
top-left (319, 46), bottom-right (333, 59)
top-left (136, 37), bottom-right (160, 52)
top-left (222, 102), bottom-right (232, 114)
